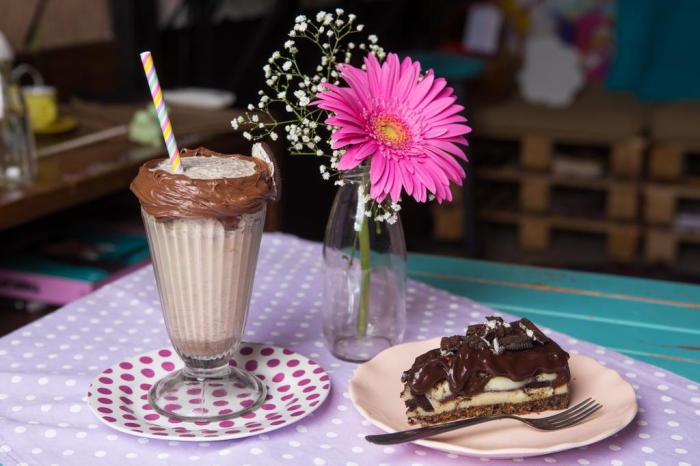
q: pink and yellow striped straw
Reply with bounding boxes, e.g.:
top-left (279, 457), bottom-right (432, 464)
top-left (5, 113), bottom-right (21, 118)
top-left (140, 51), bottom-right (183, 173)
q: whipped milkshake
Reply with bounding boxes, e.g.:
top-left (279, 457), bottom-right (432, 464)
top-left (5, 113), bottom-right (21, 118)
top-left (131, 147), bottom-right (276, 368)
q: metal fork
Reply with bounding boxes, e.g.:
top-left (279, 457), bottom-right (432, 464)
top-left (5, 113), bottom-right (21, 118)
top-left (365, 398), bottom-right (602, 445)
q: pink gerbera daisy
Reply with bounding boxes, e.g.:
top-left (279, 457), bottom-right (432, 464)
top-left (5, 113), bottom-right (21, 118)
top-left (314, 52), bottom-right (471, 203)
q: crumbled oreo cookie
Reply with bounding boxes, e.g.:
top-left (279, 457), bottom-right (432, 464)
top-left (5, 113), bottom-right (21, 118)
top-left (440, 335), bottom-right (465, 355)
top-left (500, 333), bottom-right (535, 351)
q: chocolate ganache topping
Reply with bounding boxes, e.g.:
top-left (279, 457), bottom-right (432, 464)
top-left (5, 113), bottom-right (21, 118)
top-left (401, 317), bottom-right (570, 397)
top-left (130, 147), bottom-right (275, 228)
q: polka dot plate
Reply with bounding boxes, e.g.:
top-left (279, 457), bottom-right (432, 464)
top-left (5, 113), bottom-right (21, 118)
top-left (87, 344), bottom-right (331, 441)
top-left (350, 338), bottom-right (638, 459)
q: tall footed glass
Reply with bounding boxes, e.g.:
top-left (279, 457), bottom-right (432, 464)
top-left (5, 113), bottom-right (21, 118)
top-left (143, 209), bottom-right (267, 421)
top-left (131, 147), bottom-right (276, 422)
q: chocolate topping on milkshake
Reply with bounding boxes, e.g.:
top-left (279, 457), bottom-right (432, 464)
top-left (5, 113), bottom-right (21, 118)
top-left (130, 147), bottom-right (275, 228)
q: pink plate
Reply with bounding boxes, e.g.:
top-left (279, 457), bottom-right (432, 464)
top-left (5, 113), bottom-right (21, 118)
top-left (349, 338), bottom-right (637, 459)
top-left (87, 344), bottom-right (331, 441)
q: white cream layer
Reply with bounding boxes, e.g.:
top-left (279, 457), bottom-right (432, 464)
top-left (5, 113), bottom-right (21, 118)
top-left (402, 384), bottom-right (569, 418)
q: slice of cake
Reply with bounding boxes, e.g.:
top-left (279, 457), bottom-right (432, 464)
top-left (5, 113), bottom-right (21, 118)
top-left (400, 316), bottom-right (571, 425)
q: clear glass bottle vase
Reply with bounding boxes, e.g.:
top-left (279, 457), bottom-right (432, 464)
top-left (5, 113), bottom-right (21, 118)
top-left (322, 165), bottom-right (406, 362)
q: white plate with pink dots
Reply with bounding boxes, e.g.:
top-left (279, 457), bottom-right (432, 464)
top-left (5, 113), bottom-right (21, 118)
top-left (87, 344), bottom-right (331, 441)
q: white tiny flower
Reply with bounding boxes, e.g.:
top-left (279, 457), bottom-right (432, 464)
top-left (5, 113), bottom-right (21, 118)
top-left (295, 22), bottom-right (307, 32)
top-left (243, 131), bottom-right (252, 140)
top-left (260, 95), bottom-right (270, 103)
top-left (230, 119), bottom-right (239, 130)
top-left (335, 19), bottom-right (344, 26)
top-left (359, 43), bottom-right (366, 50)
top-left (271, 51), bottom-right (281, 60)
top-left (282, 61), bottom-right (292, 71)
top-left (316, 149), bottom-right (324, 156)
top-left (319, 165), bottom-right (327, 173)
top-left (316, 11), bottom-right (326, 22)
top-left (258, 102), bottom-right (265, 109)
top-left (286, 74), bottom-right (292, 80)
top-left (295, 15), bottom-right (306, 23)
top-left (294, 143), bottom-right (303, 150)
top-left (368, 34), bottom-right (378, 44)
top-left (258, 122), bottom-right (265, 128)
top-left (284, 40), bottom-right (295, 49)
top-left (285, 104), bottom-right (293, 112)
top-left (348, 14), bottom-right (356, 21)
top-left (326, 29), bottom-right (333, 37)
top-left (251, 114), bottom-right (259, 122)
top-left (335, 180), bottom-right (345, 186)
top-left (270, 132), bottom-right (278, 141)
top-left (348, 42), bottom-right (355, 49)
top-left (323, 13), bottom-right (333, 25)
top-left (288, 29), bottom-right (296, 37)
top-left (356, 24), bottom-right (364, 31)
top-left (318, 26), bottom-right (325, 33)
top-left (335, 8), bottom-right (344, 15)
top-left (247, 104), bottom-right (254, 111)
top-left (322, 172), bottom-right (330, 180)
top-left (277, 91), bottom-right (286, 99)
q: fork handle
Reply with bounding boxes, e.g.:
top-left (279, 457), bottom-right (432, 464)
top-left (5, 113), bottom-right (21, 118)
top-left (365, 414), bottom-right (512, 445)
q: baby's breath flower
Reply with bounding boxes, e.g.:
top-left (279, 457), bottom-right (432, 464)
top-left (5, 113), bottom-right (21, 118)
top-left (230, 119), bottom-right (239, 130)
top-left (269, 132), bottom-right (278, 141)
top-left (368, 34), bottom-right (378, 43)
top-left (242, 131), bottom-right (252, 140)
top-left (282, 61), bottom-right (292, 71)
top-left (356, 24), bottom-right (364, 31)
top-left (284, 40), bottom-right (295, 49)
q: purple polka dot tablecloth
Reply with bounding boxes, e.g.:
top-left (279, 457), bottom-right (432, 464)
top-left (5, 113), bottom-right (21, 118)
top-left (0, 233), bottom-right (698, 466)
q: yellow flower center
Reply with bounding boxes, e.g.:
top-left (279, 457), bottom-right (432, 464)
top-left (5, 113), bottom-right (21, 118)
top-left (372, 115), bottom-right (410, 148)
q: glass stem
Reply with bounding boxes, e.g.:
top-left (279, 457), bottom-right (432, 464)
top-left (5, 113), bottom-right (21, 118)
top-left (357, 214), bottom-right (371, 336)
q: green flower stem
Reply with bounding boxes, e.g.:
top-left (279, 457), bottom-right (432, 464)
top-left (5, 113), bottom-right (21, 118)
top-left (357, 213), bottom-right (371, 337)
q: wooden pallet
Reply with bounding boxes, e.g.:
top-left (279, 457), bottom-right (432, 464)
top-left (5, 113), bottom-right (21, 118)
top-left (479, 210), bottom-right (640, 262)
top-left (649, 102), bottom-right (700, 180)
top-left (645, 227), bottom-right (700, 263)
top-left (471, 87), bottom-right (647, 178)
top-left (644, 182), bottom-right (700, 225)
top-left (432, 184), bottom-right (464, 241)
top-left (648, 142), bottom-right (700, 181)
top-left (477, 167), bottom-right (639, 220)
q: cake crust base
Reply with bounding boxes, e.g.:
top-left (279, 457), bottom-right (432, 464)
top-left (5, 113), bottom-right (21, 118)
top-left (408, 392), bottom-right (571, 425)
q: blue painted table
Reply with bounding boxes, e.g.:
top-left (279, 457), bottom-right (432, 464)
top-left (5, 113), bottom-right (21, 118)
top-left (408, 254), bottom-right (700, 382)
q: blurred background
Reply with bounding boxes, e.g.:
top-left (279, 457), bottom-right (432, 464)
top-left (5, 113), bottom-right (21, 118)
top-left (1, 0), bottom-right (699, 333)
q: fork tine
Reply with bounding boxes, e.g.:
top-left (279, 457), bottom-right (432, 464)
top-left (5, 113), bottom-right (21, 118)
top-left (548, 404), bottom-right (602, 428)
top-left (540, 398), bottom-right (595, 422)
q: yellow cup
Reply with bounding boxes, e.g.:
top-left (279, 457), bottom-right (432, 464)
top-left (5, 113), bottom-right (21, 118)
top-left (22, 85), bottom-right (58, 131)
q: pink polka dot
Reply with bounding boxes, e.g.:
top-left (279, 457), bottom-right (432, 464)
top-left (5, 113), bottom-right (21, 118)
top-left (139, 383), bottom-right (151, 391)
top-left (320, 375), bottom-right (329, 382)
top-left (149, 426), bottom-right (166, 431)
top-left (270, 420), bottom-right (286, 425)
top-left (213, 400), bottom-right (229, 407)
top-left (260, 347), bottom-right (274, 356)
top-left (262, 403), bottom-right (276, 410)
top-left (142, 403), bottom-right (153, 411)
top-left (103, 416), bottom-right (116, 423)
top-left (119, 362), bottom-right (133, 370)
top-left (228, 360), bottom-right (238, 367)
top-left (266, 413), bottom-right (282, 420)
top-left (186, 388), bottom-right (202, 395)
top-left (307, 393), bottom-right (320, 400)
top-left (267, 359), bottom-right (280, 368)
top-left (97, 407), bottom-right (113, 414)
top-left (219, 409), bottom-right (233, 415)
top-left (144, 413), bottom-right (160, 421)
top-left (313, 367), bottom-right (324, 373)
top-left (189, 398), bottom-right (203, 405)
top-left (299, 378), bottom-right (311, 386)
top-left (240, 346), bottom-right (254, 355)
top-left (291, 410), bottom-right (306, 417)
top-left (123, 414), bottom-right (137, 421)
top-left (281, 393), bottom-right (294, 401)
top-left (287, 404), bottom-right (301, 411)
top-left (141, 368), bottom-right (155, 378)
top-left (237, 392), bottom-right (251, 399)
top-left (286, 359), bottom-right (300, 367)
top-left (225, 429), bottom-right (241, 434)
top-left (125, 422), bottom-right (140, 428)
top-left (158, 349), bottom-right (172, 357)
top-left (97, 387), bottom-right (112, 395)
top-left (245, 360), bottom-right (258, 371)
top-left (119, 385), bottom-right (133, 394)
top-left (242, 412), bottom-right (256, 419)
top-left (120, 396), bottom-right (133, 405)
top-left (212, 389), bottom-right (227, 397)
top-left (99, 376), bottom-right (113, 384)
top-left (164, 404), bottom-right (181, 411)
top-left (244, 422), bottom-right (261, 428)
top-left (139, 356), bottom-right (153, 364)
top-left (272, 373), bottom-right (285, 383)
top-left (104, 368), bottom-right (113, 374)
top-left (162, 362), bottom-right (175, 371)
top-left (292, 370), bottom-right (305, 377)
top-left (219, 420), bottom-right (234, 428)
top-left (120, 373), bottom-right (134, 382)
top-left (277, 385), bottom-right (291, 392)
top-left (241, 399), bottom-right (255, 408)
top-left (97, 397), bottom-right (112, 405)
top-left (283, 349), bottom-right (294, 355)
top-left (303, 386), bottom-right (316, 393)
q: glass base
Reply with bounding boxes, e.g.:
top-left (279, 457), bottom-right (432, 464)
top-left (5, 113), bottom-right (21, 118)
top-left (330, 335), bottom-right (393, 363)
top-left (148, 365), bottom-right (267, 422)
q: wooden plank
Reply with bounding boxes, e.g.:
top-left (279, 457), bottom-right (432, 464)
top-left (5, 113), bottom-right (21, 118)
top-left (607, 184), bottom-right (638, 220)
top-left (645, 228), bottom-right (677, 263)
top-left (644, 184), bottom-right (676, 225)
top-left (520, 177), bottom-right (549, 212)
top-left (649, 144), bottom-right (684, 180)
top-left (610, 137), bottom-right (645, 178)
top-left (407, 254), bottom-right (700, 380)
top-left (431, 185), bottom-right (464, 241)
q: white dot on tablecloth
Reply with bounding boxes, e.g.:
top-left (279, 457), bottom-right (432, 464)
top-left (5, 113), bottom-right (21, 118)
top-left (65, 379), bottom-right (76, 387)
top-left (346, 462), bottom-right (359, 466)
top-left (125, 453), bottom-right (138, 459)
top-left (657, 384), bottom-right (669, 391)
top-left (671, 434), bottom-right (684, 441)
top-left (639, 433), bottom-right (650, 439)
top-left (383, 447), bottom-right (395, 454)
top-left (0, 445), bottom-right (11, 453)
top-left (94, 450), bottom-right (106, 458)
top-left (75, 432), bottom-right (86, 439)
top-left (610, 461), bottom-right (623, 466)
top-left (668, 421), bottom-right (680, 427)
top-left (644, 462), bottom-right (658, 466)
top-left (641, 446), bottom-right (654, 453)
top-left (675, 448), bottom-right (688, 454)
top-left (62, 449), bottom-right (74, 456)
top-left (313, 458), bottom-right (326, 465)
top-left (40, 404), bottom-right (52, 412)
top-left (609, 444), bottom-right (621, 451)
top-left (31, 448), bottom-right (42, 455)
top-left (289, 441), bottom-right (301, 448)
top-left (250, 448), bottom-right (263, 455)
top-left (679, 462), bottom-right (692, 466)
top-left (14, 426), bottom-right (26, 434)
top-left (543, 458), bottom-right (557, 463)
top-left (69, 404), bottom-right (81, 413)
top-left (10, 375), bottom-right (21, 383)
top-left (351, 446), bottom-right (363, 453)
top-left (661, 395), bottom-right (673, 402)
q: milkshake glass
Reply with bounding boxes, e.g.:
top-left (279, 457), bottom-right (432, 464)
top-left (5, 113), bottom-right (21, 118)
top-left (130, 145), bottom-right (277, 421)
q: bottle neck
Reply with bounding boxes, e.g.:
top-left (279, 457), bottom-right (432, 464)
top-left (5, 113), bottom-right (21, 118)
top-left (341, 164), bottom-right (370, 184)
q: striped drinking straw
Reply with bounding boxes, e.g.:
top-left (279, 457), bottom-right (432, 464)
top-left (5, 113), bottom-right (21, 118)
top-left (139, 51), bottom-right (183, 174)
